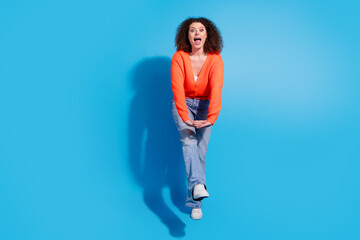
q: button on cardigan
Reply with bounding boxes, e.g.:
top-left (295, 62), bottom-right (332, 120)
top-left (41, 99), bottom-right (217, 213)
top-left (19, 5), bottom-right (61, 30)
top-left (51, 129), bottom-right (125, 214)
top-left (171, 50), bottom-right (224, 125)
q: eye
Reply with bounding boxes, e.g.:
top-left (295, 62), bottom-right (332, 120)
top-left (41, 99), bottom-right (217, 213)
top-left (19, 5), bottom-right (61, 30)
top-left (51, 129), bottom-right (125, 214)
top-left (200, 29), bottom-right (204, 32)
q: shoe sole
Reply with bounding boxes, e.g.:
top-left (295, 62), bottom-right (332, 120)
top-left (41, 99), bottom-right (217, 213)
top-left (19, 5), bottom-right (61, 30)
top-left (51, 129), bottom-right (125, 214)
top-left (193, 195), bottom-right (209, 201)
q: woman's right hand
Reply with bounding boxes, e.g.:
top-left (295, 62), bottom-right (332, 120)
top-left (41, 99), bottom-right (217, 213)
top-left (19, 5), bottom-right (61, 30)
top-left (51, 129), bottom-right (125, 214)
top-left (185, 120), bottom-right (194, 126)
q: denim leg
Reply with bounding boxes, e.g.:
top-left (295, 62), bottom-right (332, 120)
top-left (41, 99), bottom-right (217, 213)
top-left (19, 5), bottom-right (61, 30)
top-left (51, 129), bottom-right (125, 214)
top-left (196, 125), bottom-right (212, 177)
top-left (180, 131), bottom-right (205, 208)
top-left (172, 100), bottom-right (202, 208)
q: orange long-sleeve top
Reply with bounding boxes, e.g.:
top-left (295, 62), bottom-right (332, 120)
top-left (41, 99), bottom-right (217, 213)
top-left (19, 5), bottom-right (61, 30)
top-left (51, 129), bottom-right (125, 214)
top-left (171, 50), bottom-right (224, 125)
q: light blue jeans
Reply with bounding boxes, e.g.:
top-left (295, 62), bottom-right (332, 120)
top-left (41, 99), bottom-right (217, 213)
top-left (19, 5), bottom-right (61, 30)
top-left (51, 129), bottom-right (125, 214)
top-left (172, 98), bottom-right (212, 208)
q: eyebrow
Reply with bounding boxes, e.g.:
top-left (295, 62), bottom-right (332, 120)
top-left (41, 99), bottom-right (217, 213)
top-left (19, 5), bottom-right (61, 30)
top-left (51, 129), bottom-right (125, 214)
top-left (189, 27), bottom-right (205, 29)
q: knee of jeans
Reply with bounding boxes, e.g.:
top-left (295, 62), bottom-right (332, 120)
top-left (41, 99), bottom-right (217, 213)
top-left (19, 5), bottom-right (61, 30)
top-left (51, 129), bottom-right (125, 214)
top-left (180, 129), bottom-right (197, 145)
top-left (180, 128), bottom-right (195, 137)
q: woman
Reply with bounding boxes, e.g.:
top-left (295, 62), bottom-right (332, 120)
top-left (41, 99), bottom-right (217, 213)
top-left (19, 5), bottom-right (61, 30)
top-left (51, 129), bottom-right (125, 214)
top-left (171, 17), bottom-right (224, 220)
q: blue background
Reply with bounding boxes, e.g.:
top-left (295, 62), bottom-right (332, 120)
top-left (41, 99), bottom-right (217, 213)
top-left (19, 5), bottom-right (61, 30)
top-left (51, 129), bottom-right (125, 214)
top-left (1, 0), bottom-right (359, 239)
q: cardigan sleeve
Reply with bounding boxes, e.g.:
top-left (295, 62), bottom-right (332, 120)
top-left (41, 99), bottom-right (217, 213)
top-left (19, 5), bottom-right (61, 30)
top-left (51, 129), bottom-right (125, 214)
top-left (171, 52), bottom-right (190, 122)
top-left (206, 54), bottom-right (224, 125)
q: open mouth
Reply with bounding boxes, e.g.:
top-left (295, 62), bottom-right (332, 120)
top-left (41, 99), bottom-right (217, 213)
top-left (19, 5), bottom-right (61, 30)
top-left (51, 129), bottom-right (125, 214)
top-left (194, 37), bottom-right (201, 45)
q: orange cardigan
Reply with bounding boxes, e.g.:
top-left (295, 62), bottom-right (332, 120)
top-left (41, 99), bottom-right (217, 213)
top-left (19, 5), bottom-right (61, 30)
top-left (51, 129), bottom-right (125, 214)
top-left (171, 50), bottom-right (224, 125)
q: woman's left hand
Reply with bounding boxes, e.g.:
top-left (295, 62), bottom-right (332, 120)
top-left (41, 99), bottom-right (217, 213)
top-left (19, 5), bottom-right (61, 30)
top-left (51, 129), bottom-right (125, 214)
top-left (193, 120), bottom-right (212, 129)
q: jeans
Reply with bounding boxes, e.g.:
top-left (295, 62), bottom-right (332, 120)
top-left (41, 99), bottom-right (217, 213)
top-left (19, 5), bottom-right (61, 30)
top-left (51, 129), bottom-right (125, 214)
top-left (171, 98), bottom-right (212, 208)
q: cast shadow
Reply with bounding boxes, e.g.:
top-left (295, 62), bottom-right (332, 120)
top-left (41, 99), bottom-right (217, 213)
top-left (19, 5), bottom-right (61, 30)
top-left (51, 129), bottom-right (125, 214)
top-left (128, 57), bottom-right (190, 237)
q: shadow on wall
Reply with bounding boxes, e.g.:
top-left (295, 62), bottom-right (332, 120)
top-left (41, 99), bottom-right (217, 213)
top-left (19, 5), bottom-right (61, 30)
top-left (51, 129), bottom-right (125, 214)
top-left (128, 57), bottom-right (189, 237)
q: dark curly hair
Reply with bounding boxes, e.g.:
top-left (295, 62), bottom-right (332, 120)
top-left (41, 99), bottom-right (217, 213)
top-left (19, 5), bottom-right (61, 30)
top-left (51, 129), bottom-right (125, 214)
top-left (175, 17), bottom-right (223, 54)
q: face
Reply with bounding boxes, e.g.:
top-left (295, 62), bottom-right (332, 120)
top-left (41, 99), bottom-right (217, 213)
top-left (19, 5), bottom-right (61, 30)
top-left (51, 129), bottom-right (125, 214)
top-left (188, 22), bottom-right (207, 51)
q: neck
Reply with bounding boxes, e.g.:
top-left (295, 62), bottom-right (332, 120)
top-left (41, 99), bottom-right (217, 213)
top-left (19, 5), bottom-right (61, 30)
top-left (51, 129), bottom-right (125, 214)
top-left (190, 47), bottom-right (206, 57)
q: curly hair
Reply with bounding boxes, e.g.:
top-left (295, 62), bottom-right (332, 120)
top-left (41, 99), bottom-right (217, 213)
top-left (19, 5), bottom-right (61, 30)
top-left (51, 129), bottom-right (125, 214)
top-left (175, 17), bottom-right (223, 54)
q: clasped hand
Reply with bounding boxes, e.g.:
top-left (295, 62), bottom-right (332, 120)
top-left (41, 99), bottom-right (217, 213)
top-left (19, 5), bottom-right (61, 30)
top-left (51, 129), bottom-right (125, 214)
top-left (185, 120), bottom-right (212, 128)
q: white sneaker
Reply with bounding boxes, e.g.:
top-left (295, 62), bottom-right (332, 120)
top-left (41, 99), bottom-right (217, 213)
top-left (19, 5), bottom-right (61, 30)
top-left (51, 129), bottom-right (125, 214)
top-left (193, 184), bottom-right (209, 201)
top-left (191, 208), bottom-right (203, 220)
